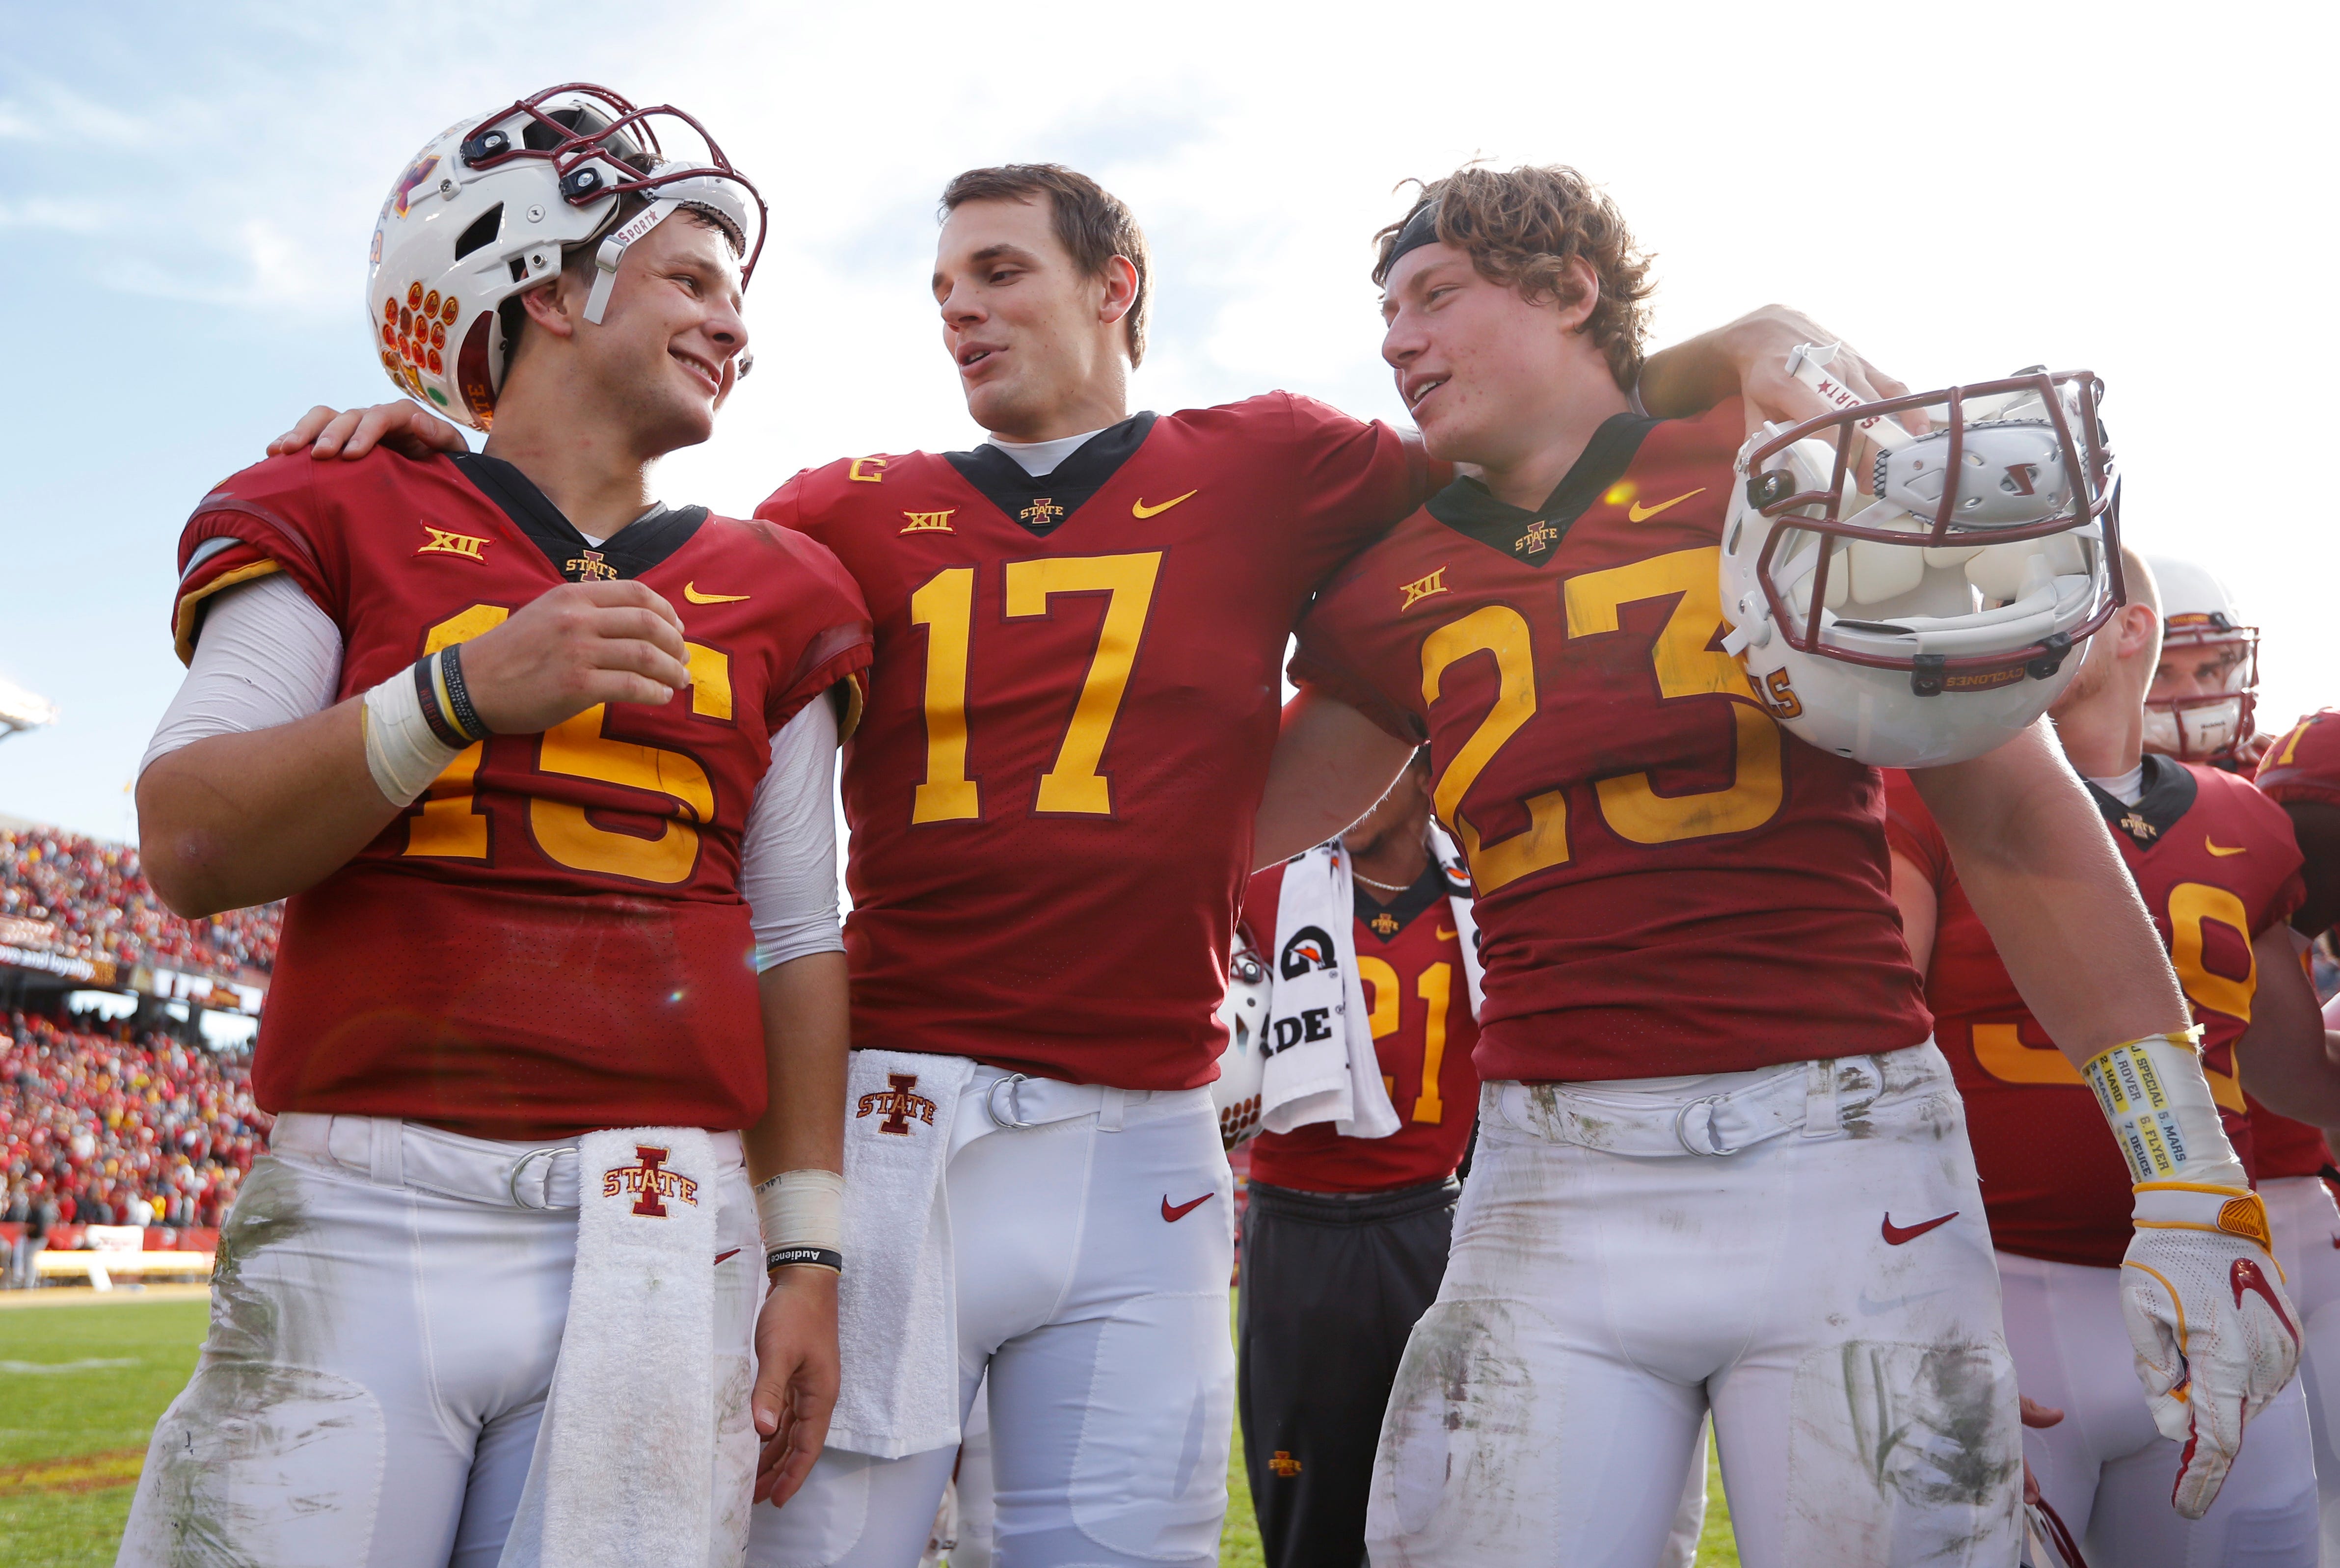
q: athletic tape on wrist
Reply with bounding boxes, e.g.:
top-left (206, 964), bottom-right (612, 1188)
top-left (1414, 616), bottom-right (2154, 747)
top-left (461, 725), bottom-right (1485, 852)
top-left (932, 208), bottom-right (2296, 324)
top-left (756, 1169), bottom-right (843, 1271)
top-left (2081, 1028), bottom-right (2245, 1188)
top-left (362, 668), bottom-right (464, 806)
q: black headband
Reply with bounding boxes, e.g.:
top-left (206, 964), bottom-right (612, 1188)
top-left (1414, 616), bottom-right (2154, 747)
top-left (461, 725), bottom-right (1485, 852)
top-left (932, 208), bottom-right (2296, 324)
top-left (1384, 202), bottom-right (1443, 273)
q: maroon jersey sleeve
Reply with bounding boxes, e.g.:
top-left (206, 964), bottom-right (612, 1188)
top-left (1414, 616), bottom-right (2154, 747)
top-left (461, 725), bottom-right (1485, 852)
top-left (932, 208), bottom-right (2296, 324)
top-left (1237, 864), bottom-right (1284, 957)
top-left (173, 456), bottom-right (350, 662)
top-left (1880, 769), bottom-right (1950, 886)
top-left (2259, 710), bottom-right (2340, 808)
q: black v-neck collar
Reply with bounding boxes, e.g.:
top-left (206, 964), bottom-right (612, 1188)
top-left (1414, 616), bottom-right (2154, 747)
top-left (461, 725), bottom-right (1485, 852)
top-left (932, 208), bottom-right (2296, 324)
top-left (1425, 411), bottom-right (1659, 568)
top-left (1353, 860), bottom-right (1452, 943)
top-left (943, 412), bottom-right (1158, 537)
top-left (2086, 753), bottom-right (2199, 850)
top-left (453, 452), bottom-right (708, 582)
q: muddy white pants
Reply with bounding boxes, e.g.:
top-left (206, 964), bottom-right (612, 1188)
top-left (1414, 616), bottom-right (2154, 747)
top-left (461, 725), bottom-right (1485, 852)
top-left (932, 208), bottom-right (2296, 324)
top-left (1365, 1041), bottom-right (2022, 1568)
top-left (114, 1115), bottom-right (759, 1568)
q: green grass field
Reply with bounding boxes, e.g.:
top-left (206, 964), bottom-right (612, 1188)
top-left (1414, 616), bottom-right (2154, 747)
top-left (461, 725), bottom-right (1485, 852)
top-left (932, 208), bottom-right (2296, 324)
top-left (0, 1290), bottom-right (1737, 1567)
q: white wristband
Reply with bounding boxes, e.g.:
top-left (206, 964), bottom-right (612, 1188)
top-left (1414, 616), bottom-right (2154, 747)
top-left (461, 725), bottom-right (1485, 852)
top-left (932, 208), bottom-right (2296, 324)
top-left (2082, 1029), bottom-right (2247, 1189)
top-left (361, 668), bottom-right (463, 807)
top-left (756, 1169), bottom-right (843, 1254)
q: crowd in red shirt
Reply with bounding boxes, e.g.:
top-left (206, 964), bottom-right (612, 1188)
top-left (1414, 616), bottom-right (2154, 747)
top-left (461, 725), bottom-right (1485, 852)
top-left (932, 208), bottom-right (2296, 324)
top-left (1, 1011), bottom-right (262, 1231)
top-left (1, 824), bottom-right (281, 978)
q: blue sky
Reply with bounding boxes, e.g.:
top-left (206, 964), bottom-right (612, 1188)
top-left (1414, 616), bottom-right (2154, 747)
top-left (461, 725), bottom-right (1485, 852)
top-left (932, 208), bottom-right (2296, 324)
top-left (4, 2), bottom-right (2335, 842)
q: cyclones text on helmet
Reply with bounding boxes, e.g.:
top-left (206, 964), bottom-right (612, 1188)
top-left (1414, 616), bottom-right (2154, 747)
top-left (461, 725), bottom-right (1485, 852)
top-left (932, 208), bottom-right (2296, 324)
top-left (367, 83), bottom-right (767, 431)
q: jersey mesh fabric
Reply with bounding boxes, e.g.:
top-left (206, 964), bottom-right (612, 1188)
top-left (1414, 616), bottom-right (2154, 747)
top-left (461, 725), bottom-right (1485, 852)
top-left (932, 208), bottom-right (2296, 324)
top-left (1884, 762), bottom-right (2302, 1267)
top-left (172, 450), bottom-right (872, 1139)
top-left (1239, 859), bottom-right (1479, 1192)
top-left (758, 394), bottom-right (1430, 1090)
top-left (1289, 400), bottom-right (1929, 1084)
top-left (2249, 1096), bottom-right (2333, 1182)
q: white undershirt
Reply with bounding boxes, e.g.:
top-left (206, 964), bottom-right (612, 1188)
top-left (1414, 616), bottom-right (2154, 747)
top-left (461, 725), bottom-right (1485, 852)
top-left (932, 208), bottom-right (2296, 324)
top-left (984, 427), bottom-right (1105, 477)
top-left (141, 570), bottom-right (843, 971)
top-left (2087, 763), bottom-right (2147, 807)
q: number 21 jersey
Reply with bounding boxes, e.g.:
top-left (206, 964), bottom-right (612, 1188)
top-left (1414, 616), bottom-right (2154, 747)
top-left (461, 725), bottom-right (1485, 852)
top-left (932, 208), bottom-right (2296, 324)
top-left (757, 395), bottom-right (1426, 1090)
top-left (1290, 401), bottom-right (1930, 1084)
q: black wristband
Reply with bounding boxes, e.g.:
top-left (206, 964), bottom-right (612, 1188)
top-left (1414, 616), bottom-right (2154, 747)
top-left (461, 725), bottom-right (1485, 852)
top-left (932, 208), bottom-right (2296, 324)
top-left (438, 644), bottom-right (489, 743)
top-left (412, 654), bottom-right (471, 750)
top-left (766, 1246), bottom-right (843, 1275)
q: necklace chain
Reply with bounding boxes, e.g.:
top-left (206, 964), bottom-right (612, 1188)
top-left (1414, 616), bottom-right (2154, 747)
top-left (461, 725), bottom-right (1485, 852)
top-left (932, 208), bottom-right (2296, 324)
top-left (1352, 868), bottom-right (1415, 893)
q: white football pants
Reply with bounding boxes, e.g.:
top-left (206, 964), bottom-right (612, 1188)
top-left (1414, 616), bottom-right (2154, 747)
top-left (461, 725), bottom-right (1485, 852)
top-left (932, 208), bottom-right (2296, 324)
top-left (1997, 1246), bottom-right (2318, 1566)
top-left (1366, 1041), bottom-right (2023, 1568)
top-left (114, 1114), bottom-right (758, 1568)
top-left (750, 1067), bottom-right (1234, 1568)
top-left (2262, 1174), bottom-right (2340, 1567)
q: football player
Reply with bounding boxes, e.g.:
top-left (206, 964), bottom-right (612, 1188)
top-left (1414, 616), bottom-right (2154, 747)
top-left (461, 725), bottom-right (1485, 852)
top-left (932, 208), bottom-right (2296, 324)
top-left (1233, 749), bottom-right (1479, 1568)
top-left (271, 161), bottom-right (1903, 1566)
top-left (2260, 710), bottom-right (2340, 944)
top-left (2144, 555), bottom-right (2264, 770)
top-left (1252, 164), bottom-right (2302, 1566)
top-left (114, 89), bottom-right (871, 1566)
top-left (1890, 547), bottom-right (2336, 1565)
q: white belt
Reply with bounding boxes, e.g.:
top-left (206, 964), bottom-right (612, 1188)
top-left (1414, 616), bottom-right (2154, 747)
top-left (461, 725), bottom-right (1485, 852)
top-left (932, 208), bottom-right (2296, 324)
top-left (1493, 1049), bottom-right (1915, 1159)
top-left (965, 1064), bottom-right (1206, 1137)
top-left (270, 1112), bottom-right (744, 1210)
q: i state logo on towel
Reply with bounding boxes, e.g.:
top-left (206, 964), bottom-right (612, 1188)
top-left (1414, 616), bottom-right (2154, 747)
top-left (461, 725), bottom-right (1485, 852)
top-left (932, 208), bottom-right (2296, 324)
top-left (857, 1073), bottom-right (938, 1136)
top-left (600, 1144), bottom-right (701, 1217)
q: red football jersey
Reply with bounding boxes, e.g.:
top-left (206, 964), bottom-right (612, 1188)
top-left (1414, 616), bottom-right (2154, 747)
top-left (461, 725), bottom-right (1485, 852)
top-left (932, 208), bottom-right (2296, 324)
top-left (173, 450), bottom-right (872, 1140)
top-left (2259, 710), bottom-right (2340, 809)
top-left (2249, 1096), bottom-right (2332, 1181)
top-left (1289, 402), bottom-right (1930, 1084)
top-left (1885, 760), bottom-right (2303, 1267)
top-left (1238, 859), bottom-right (1481, 1193)
top-left (756, 397), bottom-right (1429, 1090)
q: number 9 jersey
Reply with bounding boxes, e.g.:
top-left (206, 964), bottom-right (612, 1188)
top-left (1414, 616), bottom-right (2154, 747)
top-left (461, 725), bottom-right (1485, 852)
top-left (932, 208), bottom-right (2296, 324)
top-left (1288, 401), bottom-right (1931, 1085)
top-left (170, 450), bottom-right (873, 1140)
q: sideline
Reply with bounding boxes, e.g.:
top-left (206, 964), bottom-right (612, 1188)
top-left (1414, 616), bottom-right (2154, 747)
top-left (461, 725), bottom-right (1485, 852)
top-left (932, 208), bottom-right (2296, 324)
top-left (0, 1283), bottom-right (210, 1311)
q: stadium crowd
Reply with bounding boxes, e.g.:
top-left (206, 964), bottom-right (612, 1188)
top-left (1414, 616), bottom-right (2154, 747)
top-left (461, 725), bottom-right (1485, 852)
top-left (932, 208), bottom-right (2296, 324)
top-left (0, 823), bottom-right (281, 978)
top-left (1, 1010), bottom-right (263, 1236)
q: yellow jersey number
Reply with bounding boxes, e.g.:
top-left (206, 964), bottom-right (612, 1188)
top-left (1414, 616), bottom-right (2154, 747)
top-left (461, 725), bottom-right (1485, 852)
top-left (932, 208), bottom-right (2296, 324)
top-left (1356, 955), bottom-right (1459, 1126)
top-left (1421, 547), bottom-right (1784, 895)
top-left (402, 604), bottom-right (730, 886)
top-left (908, 553), bottom-right (1163, 823)
top-left (1969, 880), bottom-right (2256, 1112)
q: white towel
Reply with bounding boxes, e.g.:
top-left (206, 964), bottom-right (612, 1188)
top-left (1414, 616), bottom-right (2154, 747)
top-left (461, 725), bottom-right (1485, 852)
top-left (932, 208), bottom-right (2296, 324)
top-left (827, 1049), bottom-right (972, 1459)
top-left (500, 1127), bottom-right (720, 1568)
top-left (1427, 824), bottom-right (1486, 1015)
top-left (1259, 842), bottom-right (1402, 1140)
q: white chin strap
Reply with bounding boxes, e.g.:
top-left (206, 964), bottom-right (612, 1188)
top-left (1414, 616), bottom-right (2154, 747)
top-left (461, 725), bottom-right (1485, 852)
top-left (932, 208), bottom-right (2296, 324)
top-left (583, 198), bottom-right (682, 325)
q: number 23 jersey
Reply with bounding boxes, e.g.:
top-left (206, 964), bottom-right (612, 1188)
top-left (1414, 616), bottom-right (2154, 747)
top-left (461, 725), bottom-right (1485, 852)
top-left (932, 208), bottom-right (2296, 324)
top-left (1290, 400), bottom-right (1930, 1084)
top-left (756, 395), bottom-right (1426, 1090)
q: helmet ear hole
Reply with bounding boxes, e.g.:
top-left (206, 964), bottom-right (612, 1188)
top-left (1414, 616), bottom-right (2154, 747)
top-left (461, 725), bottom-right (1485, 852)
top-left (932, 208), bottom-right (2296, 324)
top-left (454, 204), bottom-right (503, 261)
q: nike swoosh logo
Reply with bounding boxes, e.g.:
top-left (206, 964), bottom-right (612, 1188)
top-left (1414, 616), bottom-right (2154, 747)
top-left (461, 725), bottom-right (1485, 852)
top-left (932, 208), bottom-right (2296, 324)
top-left (683, 583), bottom-right (750, 604)
top-left (1435, 928), bottom-right (1458, 940)
top-left (1619, 489), bottom-right (1713, 524)
top-left (1132, 490), bottom-right (1199, 519)
top-left (2206, 839), bottom-right (2247, 857)
top-left (1626, 488), bottom-right (1705, 523)
top-left (714, 1248), bottom-right (741, 1266)
top-left (1882, 1210), bottom-right (1959, 1246)
top-left (1161, 1193), bottom-right (1212, 1223)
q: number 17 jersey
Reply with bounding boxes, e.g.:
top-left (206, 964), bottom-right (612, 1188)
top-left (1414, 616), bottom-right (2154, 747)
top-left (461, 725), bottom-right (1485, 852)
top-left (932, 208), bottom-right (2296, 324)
top-left (756, 395), bottom-right (1426, 1090)
top-left (1290, 401), bottom-right (1931, 1085)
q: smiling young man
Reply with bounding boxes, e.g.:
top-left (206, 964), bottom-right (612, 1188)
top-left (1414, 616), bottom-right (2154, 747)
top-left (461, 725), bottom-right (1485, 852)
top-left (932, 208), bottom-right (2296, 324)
top-left (1252, 165), bottom-right (2303, 1567)
top-left (115, 90), bottom-right (870, 1566)
top-left (277, 161), bottom-right (1912, 1567)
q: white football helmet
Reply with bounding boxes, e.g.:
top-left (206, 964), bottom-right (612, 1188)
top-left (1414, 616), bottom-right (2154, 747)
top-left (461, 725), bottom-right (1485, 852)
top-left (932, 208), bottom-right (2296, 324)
top-left (2143, 555), bottom-right (2259, 762)
top-left (1720, 356), bottom-right (2121, 768)
top-left (367, 84), bottom-right (765, 430)
top-left (1212, 940), bottom-right (1271, 1150)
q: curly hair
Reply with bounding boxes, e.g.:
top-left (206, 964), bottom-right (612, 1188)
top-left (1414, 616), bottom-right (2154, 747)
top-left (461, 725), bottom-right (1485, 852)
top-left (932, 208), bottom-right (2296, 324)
top-left (1373, 165), bottom-right (1655, 390)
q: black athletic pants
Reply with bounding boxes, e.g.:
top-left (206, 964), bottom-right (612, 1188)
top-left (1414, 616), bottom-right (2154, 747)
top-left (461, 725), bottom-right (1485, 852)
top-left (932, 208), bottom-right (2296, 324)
top-left (1236, 1175), bottom-right (1458, 1568)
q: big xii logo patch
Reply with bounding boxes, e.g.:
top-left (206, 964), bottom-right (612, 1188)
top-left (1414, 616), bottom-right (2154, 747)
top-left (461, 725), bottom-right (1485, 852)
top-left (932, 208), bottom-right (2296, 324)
top-left (857, 1072), bottom-right (937, 1135)
top-left (603, 1144), bottom-right (700, 1218)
